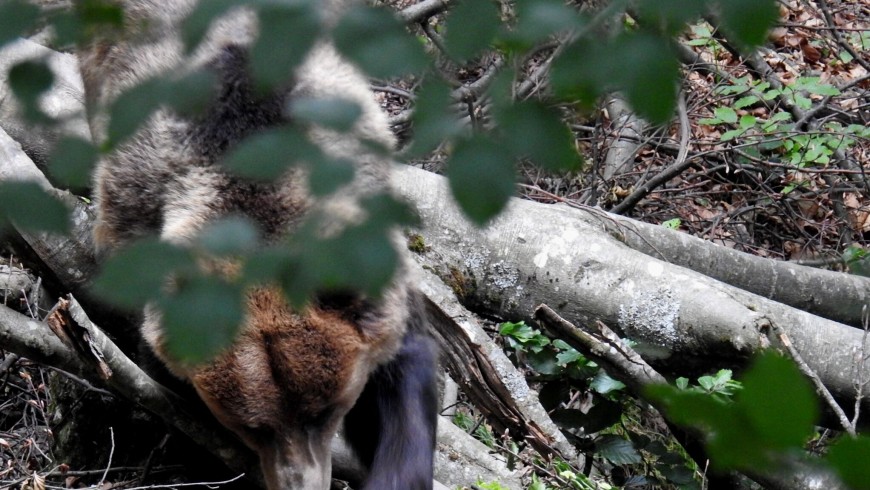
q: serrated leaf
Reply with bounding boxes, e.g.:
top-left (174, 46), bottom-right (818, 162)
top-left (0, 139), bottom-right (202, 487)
top-left (734, 95), bottom-right (758, 109)
top-left (159, 277), bottom-right (244, 364)
top-left (720, 129), bottom-right (743, 141)
top-left (288, 97), bottom-right (362, 132)
top-left (447, 136), bottom-right (516, 225)
top-left (334, 5), bottom-right (428, 78)
top-left (739, 115), bottom-right (756, 128)
top-left (497, 101), bottom-right (582, 172)
top-left (0, 182), bottom-right (69, 234)
top-left (717, 0), bottom-right (779, 48)
top-left (92, 238), bottom-right (192, 308)
top-left (444, 0), bottom-right (501, 62)
top-left (48, 137), bottom-right (98, 190)
top-left (713, 106), bottom-right (738, 124)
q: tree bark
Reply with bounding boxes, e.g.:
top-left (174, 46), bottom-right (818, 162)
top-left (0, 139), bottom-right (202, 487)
top-left (393, 165), bottom-right (870, 421)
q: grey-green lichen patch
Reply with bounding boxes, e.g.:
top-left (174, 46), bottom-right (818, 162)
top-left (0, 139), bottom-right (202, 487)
top-left (489, 260), bottom-right (519, 290)
top-left (618, 286), bottom-right (680, 347)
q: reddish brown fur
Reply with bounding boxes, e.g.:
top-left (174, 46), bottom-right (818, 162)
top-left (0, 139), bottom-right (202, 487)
top-left (191, 288), bottom-right (369, 433)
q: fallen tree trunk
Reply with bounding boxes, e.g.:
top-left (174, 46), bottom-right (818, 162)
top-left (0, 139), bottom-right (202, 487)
top-left (394, 165), bottom-right (870, 420)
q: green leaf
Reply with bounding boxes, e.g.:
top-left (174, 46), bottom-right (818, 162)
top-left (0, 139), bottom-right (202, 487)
top-left (596, 435), bottom-right (642, 465)
top-left (106, 78), bottom-right (164, 146)
top-left (526, 349), bottom-right (559, 374)
top-left (713, 106), bottom-right (738, 124)
top-left (447, 136), bottom-right (516, 225)
top-left (497, 101), bottom-right (582, 172)
top-left (197, 216), bottom-right (261, 255)
top-left (827, 436), bottom-right (870, 490)
top-left (555, 347), bottom-right (584, 365)
top-left (551, 401), bottom-right (621, 433)
top-left (739, 115), bottom-right (757, 128)
top-left (636, 0), bottom-right (708, 35)
top-left (734, 95), bottom-right (759, 109)
top-left (0, 182), bottom-right (69, 234)
top-left (222, 127), bottom-right (319, 180)
top-left (551, 39), bottom-right (609, 106)
top-left (0, 1), bottom-right (40, 48)
top-left (181, 0), bottom-right (241, 52)
top-left (661, 218), bottom-right (681, 229)
top-left (9, 60), bottom-right (54, 122)
top-left (739, 353), bottom-right (818, 449)
top-left (720, 129), bottom-right (743, 141)
top-left (444, 0), bottom-right (501, 62)
top-left (165, 70), bottom-right (218, 117)
top-left (160, 277), bottom-right (244, 364)
top-left (92, 238), bottom-right (193, 309)
top-left (612, 33), bottom-right (679, 124)
top-left (407, 79), bottom-right (459, 156)
top-left (250, 1), bottom-right (320, 91)
top-left (288, 97), bottom-right (362, 132)
top-left (514, 0), bottom-right (582, 44)
top-left (590, 370), bottom-right (626, 394)
top-left (717, 0), bottom-right (779, 48)
top-left (48, 137), bottom-right (98, 190)
top-left (308, 158), bottom-right (355, 196)
top-left (334, 5), bottom-right (428, 78)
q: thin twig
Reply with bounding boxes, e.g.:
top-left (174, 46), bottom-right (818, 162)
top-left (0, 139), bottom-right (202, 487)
top-left (770, 322), bottom-right (856, 435)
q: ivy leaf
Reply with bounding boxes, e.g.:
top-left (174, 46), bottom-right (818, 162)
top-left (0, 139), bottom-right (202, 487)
top-left (596, 435), bottom-right (642, 465)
